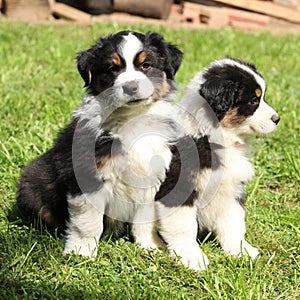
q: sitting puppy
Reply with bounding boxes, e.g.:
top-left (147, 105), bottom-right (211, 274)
top-left (155, 58), bottom-right (280, 271)
top-left (17, 31), bottom-right (183, 257)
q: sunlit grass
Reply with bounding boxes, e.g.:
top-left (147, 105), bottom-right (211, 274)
top-left (0, 19), bottom-right (299, 299)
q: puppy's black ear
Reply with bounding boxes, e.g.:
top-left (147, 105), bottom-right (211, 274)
top-left (166, 43), bottom-right (183, 78)
top-left (77, 50), bottom-right (94, 87)
top-left (199, 79), bottom-right (238, 120)
top-left (145, 32), bottom-right (183, 79)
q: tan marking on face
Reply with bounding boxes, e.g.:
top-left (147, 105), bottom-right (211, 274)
top-left (255, 88), bottom-right (262, 98)
top-left (138, 51), bottom-right (147, 64)
top-left (96, 155), bottom-right (111, 171)
top-left (152, 74), bottom-right (170, 101)
top-left (112, 53), bottom-right (122, 67)
top-left (221, 107), bottom-right (247, 127)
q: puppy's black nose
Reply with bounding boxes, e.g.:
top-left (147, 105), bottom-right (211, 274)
top-left (122, 81), bottom-right (138, 96)
top-left (271, 114), bottom-right (280, 125)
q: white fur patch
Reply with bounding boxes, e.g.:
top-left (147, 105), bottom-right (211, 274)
top-left (99, 112), bottom-right (175, 223)
top-left (114, 33), bottom-right (154, 100)
top-left (193, 125), bottom-right (259, 260)
top-left (121, 33), bottom-right (143, 71)
top-left (156, 203), bottom-right (209, 271)
top-left (247, 99), bottom-right (279, 134)
top-left (64, 192), bottom-right (105, 257)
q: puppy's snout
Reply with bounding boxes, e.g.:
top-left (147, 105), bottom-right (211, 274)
top-left (122, 81), bottom-right (138, 96)
top-left (271, 114), bottom-right (280, 125)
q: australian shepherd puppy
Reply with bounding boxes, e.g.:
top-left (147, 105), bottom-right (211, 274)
top-left (155, 58), bottom-right (280, 271)
top-left (17, 31), bottom-right (183, 257)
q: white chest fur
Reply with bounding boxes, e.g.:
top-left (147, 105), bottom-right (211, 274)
top-left (101, 131), bottom-right (172, 202)
top-left (98, 109), bottom-right (175, 222)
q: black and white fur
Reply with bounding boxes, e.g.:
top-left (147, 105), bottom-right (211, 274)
top-left (17, 31), bottom-right (183, 257)
top-left (155, 58), bottom-right (280, 271)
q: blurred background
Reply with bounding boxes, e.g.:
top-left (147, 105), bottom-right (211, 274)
top-left (1, 0), bottom-right (300, 33)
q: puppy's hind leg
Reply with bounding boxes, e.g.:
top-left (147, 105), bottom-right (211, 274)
top-left (156, 203), bottom-right (209, 272)
top-left (63, 192), bottom-right (105, 258)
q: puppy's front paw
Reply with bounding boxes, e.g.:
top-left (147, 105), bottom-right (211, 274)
top-left (63, 238), bottom-right (98, 259)
top-left (136, 235), bottom-right (166, 250)
top-left (223, 240), bottom-right (259, 260)
top-left (242, 241), bottom-right (259, 260)
top-left (172, 245), bottom-right (209, 272)
top-left (180, 252), bottom-right (209, 272)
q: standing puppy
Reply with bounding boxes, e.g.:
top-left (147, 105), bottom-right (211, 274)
top-left (155, 58), bottom-right (280, 271)
top-left (17, 31), bottom-right (183, 257)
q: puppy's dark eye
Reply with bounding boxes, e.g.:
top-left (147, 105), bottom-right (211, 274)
top-left (108, 65), bottom-right (120, 72)
top-left (141, 62), bottom-right (151, 71)
top-left (248, 97), bottom-right (259, 105)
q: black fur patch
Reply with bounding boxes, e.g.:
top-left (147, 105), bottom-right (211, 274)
top-left (16, 118), bottom-right (122, 233)
top-left (155, 135), bottom-right (222, 207)
top-left (199, 59), bottom-right (263, 121)
top-left (235, 182), bottom-right (246, 207)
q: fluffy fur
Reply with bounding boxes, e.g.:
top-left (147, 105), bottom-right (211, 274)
top-left (17, 31), bottom-right (183, 257)
top-left (155, 58), bottom-right (280, 271)
top-left (16, 37), bottom-right (279, 273)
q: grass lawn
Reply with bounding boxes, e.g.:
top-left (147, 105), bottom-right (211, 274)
top-left (0, 19), bottom-right (299, 299)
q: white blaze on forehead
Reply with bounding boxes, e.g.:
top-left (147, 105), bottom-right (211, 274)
top-left (115, 33), bottom-right (154, 99)
top-left (120, 33), bottom-right (143, 71)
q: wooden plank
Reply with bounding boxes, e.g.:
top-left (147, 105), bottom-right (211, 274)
top-left (230, 19), bottom-right (264, 30)
top-left (199, 5), bottom-right (269, 28)
top-left (273, 0), bottom-right (299, 9)
top-left (5, 0), bottom-right (51, 21)
top-left (225, 7), bottom-right (270, 26)
top-left (52, 2), bottom-right (92, 23)
top-left (114, 0), bottom-right (173, 20)
top-left (200, 6), bottom-right (229, 26)
top-left (48, 0), bottom-right (56, 11)
top-left (211, 0), bottom-right (300, 23)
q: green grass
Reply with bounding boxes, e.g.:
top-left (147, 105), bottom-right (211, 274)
top-left (0, 19), bottom-right (299, 299)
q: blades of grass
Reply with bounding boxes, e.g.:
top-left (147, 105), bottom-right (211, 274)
top-left (0, 141), bottom-right (14, 165)
top-left (199, 231), bottom-right (213, 245)
top-left (283, 148), bottom-right (300, 181)
top-left (200, 280), bottom-right (221, 299)
top-left (266, 251), bottom-right (276, 266)
top-left (248, 172), bottom-right (264, 202)
top-left (13, 242), bottom-right (37, 278)
top-left (289, 222), bottom-right (300, 235)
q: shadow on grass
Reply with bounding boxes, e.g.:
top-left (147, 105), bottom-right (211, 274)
top-left (0, 276), bottom-right (93, 300)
